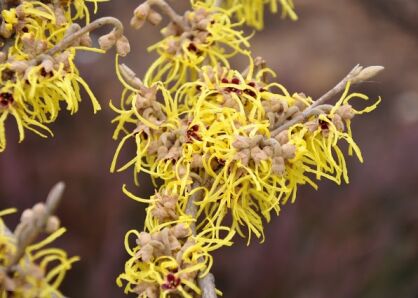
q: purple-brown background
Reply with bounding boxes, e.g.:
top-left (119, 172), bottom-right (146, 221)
top-left (1, 0), bottom-right (418, 297)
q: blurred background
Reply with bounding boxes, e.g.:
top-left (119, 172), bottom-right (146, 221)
top-left (1, 0), bottom-right (418, 297)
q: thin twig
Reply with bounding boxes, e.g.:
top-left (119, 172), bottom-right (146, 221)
top-left (30, 17), bottom-right (124, 65)
top-left (271, 65), bottom-right (384, 136)
top-left (148, 0), bottom-right (188, 31)
top-left (8, 182), bottom-right (65, 269)
top-left (186, 183), bottom-right (217, 298)
top-left (49, 17), bottom-right (124, 56)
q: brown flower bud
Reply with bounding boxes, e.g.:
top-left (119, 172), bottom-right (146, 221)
top-left (133, 3), bottom-right (151, 19)
top-left (20, 209), bottom-right (34, 223)
top-left (332, 114), bottom-right (345, 131)
top-left (33, 203), bottom-right (46, 218)
top-left (0, 23), bottom-right (13, 39)
top-left (250, 146), bottom-right (268, 164)
top-left (196, 19), bottom-right (210, 30)
top-left (56, 51), bottom-right (71, 68)
top-left (161, 23), bottom-right (181, 37)
top-left (137, 232), bottom-right (152, 246)
top-left (351, 66), bottom-right (384, 84)
top-left (191, 154), bottom-right (203, 168)
top-left (147, 10), bottom-right (162, 26)
top-left (305, 120), bottom-right (319, 132)
top-left (275, 130), bottom-right (289, 144)
top-left (337, 104), bottom-right (355, 120)
top-left (235, 149), bottom-right (250, 166)
top-left (273, 142), bottom-right (282, 156)
top-left (282, 143), bottom-right (296, 160)
top-left (232, 136), bottom-right (250, 150)
top-left (248, 135), bottom-right (263, 148)
top-left (41, 58), bottom-right (54, 73)
top-left (55, 6), bottom-right (67, 27)
top-left (130, 16), bottom-right (146, 30)
top-left (263, 145), bottom-right (273, 157)
top-left (45, 216), bottom-right (60, 233)
top-left (35, 39), bottom-right (48, 54)
top-left (285, 105), bottom-right (300, 119)
top-left (172, 224), bottom-right (191, 239)
top-left (272, 156), bottom-right (285, 175)
top-left (116, 35), bottom-right (131, 57)
top-left (15, 6), bottom-right (26, 19)
top-left (10, 61), bottom-right (29, 73)
top-left (98, 30), bottom-right (117, 51)
top-left (138, 244), bottom-right (154, 262)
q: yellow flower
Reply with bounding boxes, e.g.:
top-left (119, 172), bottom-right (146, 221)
top-left (144, 2), bottom-right (251, 90)
top-left (172, 64), bottom-right (295, 241)
top-left (110, 79), bottom-right (181, 186)
top-left (282, 82), bottom-right (381, 204)
top-left (117, 224), bottom-right (234, 298)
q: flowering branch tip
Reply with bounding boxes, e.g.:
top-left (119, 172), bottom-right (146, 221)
top-left (9, 181), bottom-right (66, 269)
top-left (272, 64), bottom-right (384, 135)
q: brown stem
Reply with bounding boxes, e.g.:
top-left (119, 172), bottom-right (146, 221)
top-left (186, 183), bottom-right (217, 298)
top-left (271, 65), bottom-right (384, 136)
top-left (118, 63), bottom-right (146, 91)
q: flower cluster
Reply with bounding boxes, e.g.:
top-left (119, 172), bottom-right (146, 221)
top-left (0, 0), bottom-right (129, 152)
top-left (117, 222), bottom-right (234, 297)
top-left (111, 1), bottom-right (381, 297)
top-left (113, 61), bottom-right (380, 244)
top-left (0, 202), bottom-right (77, 297)
top-left (131, 1), bottom-right (250, 90)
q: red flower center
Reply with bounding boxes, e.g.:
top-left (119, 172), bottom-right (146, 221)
top-left (162, 273), bottom-right (181, 290)
top-left (187, 124), bottom-right (202, 142)
top-left (0, 92), bottom-right (14, 107)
